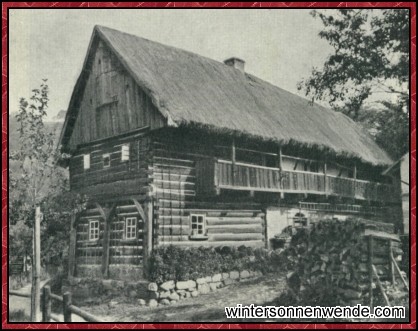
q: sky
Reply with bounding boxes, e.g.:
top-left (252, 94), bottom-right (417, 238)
top-left (9, 9), bottom-right (333, 120)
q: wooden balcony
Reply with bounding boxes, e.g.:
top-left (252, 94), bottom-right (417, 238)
top-left (195, 159), bottom-right (398, 203)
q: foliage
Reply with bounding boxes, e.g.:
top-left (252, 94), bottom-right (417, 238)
top-left (358, 100), bottom-right (409, 159)
top-left (298, 9), bottom-right (409, 159)
top-left (9, 81), bottom-right (87, 265)
top-left (147, 245), bottom-right (277, 283)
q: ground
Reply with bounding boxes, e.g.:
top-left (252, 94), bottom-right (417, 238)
top-left (81, 273), bottom-right (287, 322)
top-left (9, 279), bottom-right (86, 322)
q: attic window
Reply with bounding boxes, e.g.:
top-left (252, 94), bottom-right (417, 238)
top-left (103, 153), bottom-right (110, 168)
top-left (83, 154), bottom-right (90, 170)
top-left (121, 144), bottom-right (129, 161)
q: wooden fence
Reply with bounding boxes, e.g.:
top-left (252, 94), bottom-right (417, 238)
top-left (9, 286), bottom-right (101, 322)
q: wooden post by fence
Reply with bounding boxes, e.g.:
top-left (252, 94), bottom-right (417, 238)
top-left (68, 213), bottom-right (77, 278)
top-left (41, 285), bottom-right (51, 322)
top-left (63, 292), bottom-right (72, 322)
top-left (31, 206), bottom-right (41, 322)
top-left (143, 199), bottom-right (154, 278)
top-left (101, 214), bottom-right (111, 278)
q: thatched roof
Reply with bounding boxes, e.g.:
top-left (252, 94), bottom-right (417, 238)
top-left (60, 25), bottom-right (392, 166)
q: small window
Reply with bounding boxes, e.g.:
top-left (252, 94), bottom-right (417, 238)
top-left (103, 153), bottom-right (110, 168)
top-left (125, 217), bottom-right (137, 240)
top-left (89, 220), bottom-right (100, 241)
top-left (190, 214), bottom-right (207, 238)
top-left (121, 144), bottom-right (129, 161)
top-left (83, 154), bottom-right (90, 170)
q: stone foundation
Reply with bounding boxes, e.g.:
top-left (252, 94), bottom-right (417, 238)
top-left (65, 269), bottom-right (262, 307)
top-left (146, 270), bottom-right (263, 307)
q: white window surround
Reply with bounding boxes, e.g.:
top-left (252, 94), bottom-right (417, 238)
top-left (121, 144), bottom-right (130, 161)
top-left (125, 217), bottom-right (137, 240)
top-left (103, 153), bottom-right (110, 168)
top-left (190, 214), bottom-right (207, 238)
top-left (89, 220), bottom-right (100, 241)
top-left (83, 154), bottom-right (90, 170)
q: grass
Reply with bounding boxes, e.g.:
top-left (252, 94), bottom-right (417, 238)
top-left (9, 309), bottom-right (30, 322)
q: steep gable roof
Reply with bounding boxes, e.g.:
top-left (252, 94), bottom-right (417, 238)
top-left (60, 25), bottom-right (392, 166)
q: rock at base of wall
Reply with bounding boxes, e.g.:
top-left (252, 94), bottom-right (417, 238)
top-left (191, 290), bottom-right (199, 297)
top-left (159, 291), bottom-right (171, 299)
top-left (160, 280), bottom-right (175, 291)
top-left (223, 278), bottom-right (235, 286)
top-left (212, 274), bottom-right (222, 282)
top-left (160, 299), bottom-right (170, 305)
top-left (169, 292), bottom-right (180, 301)
top-left (148, 299), bottom-right (159, 308)
top-left (222, 273), bottom-right (230, 280)
top-left (196, 277), bottom-right (207, 285)
top-left (148, 282), bottom-right (158, 292)
top-left (230, 271), bottom-right (240, 280)
top-left (138, 299), bottom-right (146, 306)
top-left (209, 282), bottom-right (221, 291)
top-left (198, 283), bottom-right (210, 294)
top-left (240, 270), bottom-right (250, 279)
top-left (176, 280), bottom-right (196, 290)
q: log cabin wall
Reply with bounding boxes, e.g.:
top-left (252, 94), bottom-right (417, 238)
top-left (150, 132), bottom-right (267, 249)
top-left (69, 127), bottom-right (151, 197)
top-left (67, 40), bottom-right (165, 151)
top-left (75, 200), bottom-right (145, 269)
top-left (71, 130), bottom-right (152, 272)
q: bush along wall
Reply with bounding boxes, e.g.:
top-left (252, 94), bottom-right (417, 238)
top-left (142, 245), bottom-right (277, 307)
top-left (147, 245), bottom-right (277, 283)
top-left (65, 245), bottom-right (282, 307)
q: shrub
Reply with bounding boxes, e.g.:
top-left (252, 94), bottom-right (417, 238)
top-left (147, 245), bottom-right (278, 283)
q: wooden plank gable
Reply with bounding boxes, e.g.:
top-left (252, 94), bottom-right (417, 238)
top-left (67, 40), bottom-right (165, 150)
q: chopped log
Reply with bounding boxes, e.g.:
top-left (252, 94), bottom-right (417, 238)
top-left (372, 265), bottom-right (391, 307)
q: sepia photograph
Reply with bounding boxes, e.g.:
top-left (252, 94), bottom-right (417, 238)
top-left (4, 2), bottom-right (414, 327)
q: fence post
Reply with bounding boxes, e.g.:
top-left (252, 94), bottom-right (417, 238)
top-left (41, 285), bottom-right (51, 322)
top-left (63, 292), bottom-right (72, 322)
top-left (68, 213), bottom-right (77, 277)
top-left (30, 206), bottom-right (42, 322)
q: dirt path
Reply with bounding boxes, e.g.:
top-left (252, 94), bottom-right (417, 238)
top-left (82, 273), bottom-right (287, 322)
top-left (9, 280), bottom-right (88, 322)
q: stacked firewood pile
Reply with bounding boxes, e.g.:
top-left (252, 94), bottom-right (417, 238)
top-left (278, 218), bottom-right (405, 307)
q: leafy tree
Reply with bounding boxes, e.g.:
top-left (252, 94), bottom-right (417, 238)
top-left (298, 9), bottom-right (409, 159)
top-left (9, 81), bottom-right (87, 265)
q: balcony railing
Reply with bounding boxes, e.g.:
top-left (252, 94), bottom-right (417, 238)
top-left (195, 159), bottom-right (398, 203)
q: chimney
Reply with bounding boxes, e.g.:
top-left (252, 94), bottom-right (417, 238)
top-left (224, 57), bottom-right (245, 72)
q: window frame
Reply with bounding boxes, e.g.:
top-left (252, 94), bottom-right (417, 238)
top-left (83, 154), bottom-right (90, 170)
top-left (189, 214), bottom-right (208, 239)
top-left (121, 144), bottom-right (130, 162)
top-left (88, 219), bottom-right (100, 241)
top-left (125, 217), bottom-right (137, 240)
top-left (102, 153), bottom-right (111, 168)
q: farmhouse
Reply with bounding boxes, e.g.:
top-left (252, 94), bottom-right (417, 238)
top-left (59, 25), bottom-right (401, 279)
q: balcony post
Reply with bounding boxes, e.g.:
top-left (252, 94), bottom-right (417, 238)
top-left (324, 160), bottom-right (328, 197)
top-left (278, 146), bottom-right (284, 197)
top-left (353, 163), bottom-right (357, 199)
